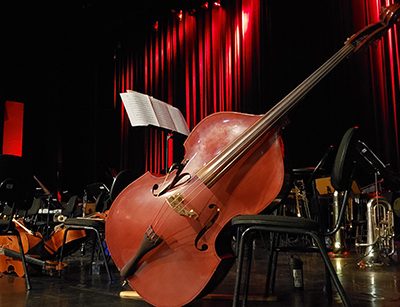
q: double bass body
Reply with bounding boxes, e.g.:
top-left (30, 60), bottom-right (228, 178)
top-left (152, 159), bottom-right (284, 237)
top-left (106, 4), bottom-right (400, 305)
top-left (105, 112), bottom-right (285, 307)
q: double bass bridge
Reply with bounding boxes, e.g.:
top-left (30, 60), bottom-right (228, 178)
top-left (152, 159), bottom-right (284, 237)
top-left (166, 193), bottom-right (199, 219)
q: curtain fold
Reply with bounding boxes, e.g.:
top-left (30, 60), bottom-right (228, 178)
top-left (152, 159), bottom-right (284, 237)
top-left (352, 0), bottom-right (400, 170)
top-left (114, 0), bottom-right (400, 174)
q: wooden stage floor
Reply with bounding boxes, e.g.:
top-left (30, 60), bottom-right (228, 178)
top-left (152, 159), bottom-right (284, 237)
top-left (1, 245), bottom-right (400, 307)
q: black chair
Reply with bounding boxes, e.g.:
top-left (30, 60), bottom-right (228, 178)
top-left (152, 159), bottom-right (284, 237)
top-left (57, 171), bottom-right (137, 281)
top-left (231, 128), bottom-right (359, 307)
top-left (61, 195), bottom-right (80, 218)
top-left (58, 189), bottom-right (112, 281)
top-left (22, 197), bottom-right (47, 233)
top-left (0, 154), bottom-right (35, 290)
top-left (231, 215), bottom-right (351, 306)
top-left (109, 169), bottom-right (136, 202)
top-left (58, 215), bottom-right (112, 280)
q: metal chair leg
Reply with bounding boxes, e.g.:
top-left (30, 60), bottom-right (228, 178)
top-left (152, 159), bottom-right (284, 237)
top-left (92, 228), bottom-right (112, 281)
top-left (16, 233), bottom-right (31, 290)
top-left (241, 237), bottom-right (254, 307)
top-left (58, 227), bottom-right (70, 277)
top-left (233, 228), bottom-right (250, 307)
top-left (265, 232), bottom-right (279, 296)
top-left (308, 231), bottom-right (351, 307)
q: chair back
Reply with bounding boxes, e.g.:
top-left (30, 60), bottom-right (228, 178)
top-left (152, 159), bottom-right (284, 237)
top-left (26, 197), bottom-right (45, 216)
top-left (62, 195), bottom-right (80, 217)
top-left (109, 169), bottom-right (136, 202)
top-left (95, 191), bottom-right (110, 213)
top-left (331, 127), bottom-right (359, 192)
top-left (85, 182), bottom-right (109, 201)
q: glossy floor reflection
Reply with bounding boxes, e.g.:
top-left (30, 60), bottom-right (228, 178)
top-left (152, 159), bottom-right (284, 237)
top-left (1, 246), bottom-right (400, 307)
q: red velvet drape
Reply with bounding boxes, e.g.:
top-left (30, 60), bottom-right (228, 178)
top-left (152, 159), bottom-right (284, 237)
top-left (352, 0), bottom-right (400, 170)
top-left (114, 0), bottom-right (262, 174)
top-left (114, 0), bottom-right (400, 174)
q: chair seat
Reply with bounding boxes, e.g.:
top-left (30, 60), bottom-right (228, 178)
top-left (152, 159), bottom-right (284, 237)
top-left (64, 218), bottom-right (105, 230)
top-left (232, 214), bottom-right (320, 231)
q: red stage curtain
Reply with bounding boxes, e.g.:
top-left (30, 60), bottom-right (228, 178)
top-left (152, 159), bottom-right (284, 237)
top-left (114, 0), bottom-right (263, 174)
top-left (114, 0), bottom-right (400, 173)
top-left (352, 0), bottom-right (400, 170)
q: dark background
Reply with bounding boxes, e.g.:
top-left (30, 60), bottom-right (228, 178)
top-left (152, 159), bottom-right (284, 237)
top-left (0, 1), bottom-right (389, 197)
top-left (0, 2), bottom-right (152, 195)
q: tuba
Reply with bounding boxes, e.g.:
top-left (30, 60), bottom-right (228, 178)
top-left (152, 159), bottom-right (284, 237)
top-left (355, 195), bottom-right (395, 266)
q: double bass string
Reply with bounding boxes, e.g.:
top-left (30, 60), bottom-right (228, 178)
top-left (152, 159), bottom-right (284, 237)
top-left (147, 40), bottom-right (347, 239)
top-left (150, 4), bottom-right (400, 241)
top-left (159, 36), bottom-right (372, 243)
top-left (159, 41), bottom-right (358, 234)
top-left (152, 5), bottom-right (400, 249)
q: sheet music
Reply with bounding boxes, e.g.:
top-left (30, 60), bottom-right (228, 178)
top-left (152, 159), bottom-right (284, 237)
top-left (120, 91), bottom-right (190, 136)
top-left (120, 92), bottom-right (159, 127)
top-left (167, 106), bottom-right (190, 136)
top-left (150, 97), bottom-right (176, 132)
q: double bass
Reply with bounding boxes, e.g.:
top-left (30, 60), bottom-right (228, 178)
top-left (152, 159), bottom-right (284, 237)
top-left (105, 4), bottom-right (400, 306)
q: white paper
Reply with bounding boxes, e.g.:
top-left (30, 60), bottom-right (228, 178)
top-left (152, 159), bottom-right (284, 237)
top-left (120, 91), bottom-right (190, 136)
top-left (120, 92), bottom-right (159, 127)
top-left (167, 105), bottom-right (191, 136)
top-left (150, 97), bottom-right (176, 132)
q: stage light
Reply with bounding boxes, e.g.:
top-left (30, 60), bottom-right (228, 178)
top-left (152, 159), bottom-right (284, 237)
top-left (171, 9), bottom-right (183, 21)
top-left (213, 0), bottom-right (221, 7)
top-left (201, 1), bottom-right (209, 9)
top-left (152, 21), bottom-right (159, 31)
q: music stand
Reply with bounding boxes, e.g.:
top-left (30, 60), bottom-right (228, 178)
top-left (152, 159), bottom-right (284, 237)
top-left (120, 91), bottom-right (190, 173)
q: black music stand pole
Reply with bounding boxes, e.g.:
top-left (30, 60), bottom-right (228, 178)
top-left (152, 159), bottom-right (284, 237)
top-left (165, 131), bottom-right (173, 174)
